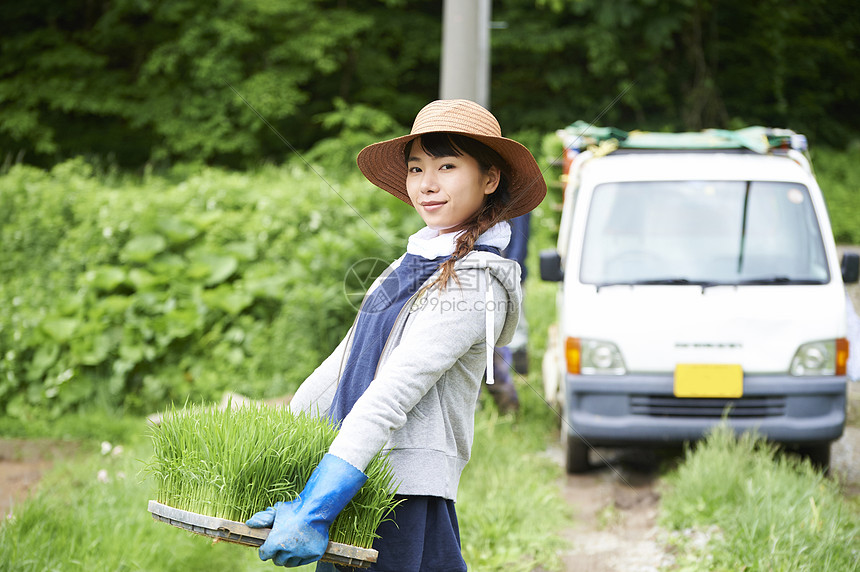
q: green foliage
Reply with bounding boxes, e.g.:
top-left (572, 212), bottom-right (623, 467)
top-left (813, 147), bottom-right (860, 244)
top-left (0, 0), bottom-right (441, 167)
top-left (0, 437), bottom-right (290, 572)
top-left (0, 173), bottom-right (572, 571)
top-left (0, 158), bottom-right (417, 420)
top-left (0, 408), bottom-right (145, 444)
top-left (0, 398), bottom-right (569, 571)
top-left (495, 0), bottom-right (860, 148)
top-left (304, 98), bottom-right (405, 170)
top-left (660, 424), bottom-right (860, 570)
top-left (459, 402), bottom-right (568, 571)
top-left (3, 0), bottom-right (860, 166)
top-left (0, 388), bottom-right (570, 571)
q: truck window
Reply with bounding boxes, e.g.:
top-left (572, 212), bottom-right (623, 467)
top-left (579, 181), bottom-right (829, 285)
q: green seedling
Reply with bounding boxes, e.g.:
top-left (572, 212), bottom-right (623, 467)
top-left (146, 402), bottom-right (398, 549)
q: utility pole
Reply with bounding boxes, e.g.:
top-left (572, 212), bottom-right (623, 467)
top-left (440, 0), bottom-right (492, 109)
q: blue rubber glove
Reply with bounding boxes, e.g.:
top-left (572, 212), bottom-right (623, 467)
top-left (246, 454), bottom-right (368, 567)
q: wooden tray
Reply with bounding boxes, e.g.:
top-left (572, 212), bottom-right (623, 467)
top-left (148, 500), bottom-right (377, 568)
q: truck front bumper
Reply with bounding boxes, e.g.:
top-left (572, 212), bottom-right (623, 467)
top-left (563, 373), bottom-right (846, 446)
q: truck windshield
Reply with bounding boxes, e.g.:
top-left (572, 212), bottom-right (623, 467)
top-left (580, 181), bottom-right (829, 286)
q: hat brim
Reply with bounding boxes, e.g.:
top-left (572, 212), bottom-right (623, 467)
top-left (356, 132), bottom-right (547, 220)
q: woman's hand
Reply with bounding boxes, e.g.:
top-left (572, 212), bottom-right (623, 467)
top-left (246, 454), bottom-right (367, 567)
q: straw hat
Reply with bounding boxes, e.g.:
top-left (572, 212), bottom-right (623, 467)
top-left (356, 99), bottom-right (546, 220)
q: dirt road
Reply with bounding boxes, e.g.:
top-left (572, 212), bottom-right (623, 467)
top-left (0, 438), bottom-right (80, 518)
top-left (550, 382), bottom-right (860, 572)
top-left (546, 446), bottom-right (671, 572)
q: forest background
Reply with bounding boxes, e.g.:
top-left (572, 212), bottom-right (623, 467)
top-left (1, 0), bottom-right (859, 421)
top-left (3, 0), bottom-right (859, 168)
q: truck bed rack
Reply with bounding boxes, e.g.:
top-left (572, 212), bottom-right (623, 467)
top-left (558, 121), bottom-right (808, 155)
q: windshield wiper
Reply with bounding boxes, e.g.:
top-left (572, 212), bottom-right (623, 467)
top-left (734, 276), bottom-right (825, 285)
top-left (627, 278), bottom-right (699, 285)
top-left (737, 181), bottom-right (751, 273)
top-left (595, 278), bottom-right (720, 292)
top-left (595, 276), bottom-right (826, 291)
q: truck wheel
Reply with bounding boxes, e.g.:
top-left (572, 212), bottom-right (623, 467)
top-left (565, 433), bottom-right (590, 474)
top-left (796, 443), bottom-right (831, 473)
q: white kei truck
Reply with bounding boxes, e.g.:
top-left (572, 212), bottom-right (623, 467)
top-left (540, 124), bottom-right (860, 473)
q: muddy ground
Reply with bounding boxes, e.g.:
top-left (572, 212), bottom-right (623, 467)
top-left (552, 381), bottom-right (860, 572)
top-left (548, 447), bottom-right (670, 572)
top-left (0, 438), bottom-right (81, 519)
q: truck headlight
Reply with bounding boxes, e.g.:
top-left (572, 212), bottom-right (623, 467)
top-left (566, 337), bottom-right (626, 375)
top-left (789, 339), bottom-right (848, 376)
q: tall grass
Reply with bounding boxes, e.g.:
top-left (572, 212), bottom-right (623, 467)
top-left (0, 401), bottom-right (569, 572)
top-left (0, 437), bottom-right (274, 572)
top-left (146, 402), bottom-right (398, 549)
top-left (660, 424), bottom-right (860, 570)
top-left (458, 399), bottom-right (568, 572)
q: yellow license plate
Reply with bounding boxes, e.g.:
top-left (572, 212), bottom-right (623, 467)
top-left (673, 364), bottom-right (743, 398)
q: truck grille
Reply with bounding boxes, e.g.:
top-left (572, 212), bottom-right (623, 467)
top-left (630, 395), bottom-right (786, 418)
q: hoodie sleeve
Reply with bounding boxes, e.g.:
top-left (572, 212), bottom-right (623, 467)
top-left (328, 266), bottom-right (515, 472)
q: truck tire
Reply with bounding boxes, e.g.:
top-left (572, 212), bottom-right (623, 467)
top-left (795, 443), bottom-right (831, 473)
top-left (565, 432), bottom-right (590, 474)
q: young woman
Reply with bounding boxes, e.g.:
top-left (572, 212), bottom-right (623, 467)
top-left (246, 99), bottom-right (546, 570)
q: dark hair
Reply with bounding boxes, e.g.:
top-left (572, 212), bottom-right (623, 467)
top-left (404, 133), bottom-right (511, 289)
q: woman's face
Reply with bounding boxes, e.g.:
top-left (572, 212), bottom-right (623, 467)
top-left (405, 138), bottom-right (500, 234)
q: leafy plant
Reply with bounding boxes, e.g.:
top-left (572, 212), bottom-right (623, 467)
top-left (0, 157), bottom-right (417, 420)
top-left (0, 0), bottom-right (438, 167)
top-left (4, 0), bottom-right (860, 167)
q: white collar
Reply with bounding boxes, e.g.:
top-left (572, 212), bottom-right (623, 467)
top-left (406, 221), bottom-right (511, 260)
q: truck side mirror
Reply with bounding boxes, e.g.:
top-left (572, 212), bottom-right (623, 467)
top-left (842, 252), bottom-right (859, 284)
top-left (540, 249), bottom-right (564, 282)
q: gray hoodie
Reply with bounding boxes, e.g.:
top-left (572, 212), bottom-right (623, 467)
top-left (289, 250), bottom-right (521, 501)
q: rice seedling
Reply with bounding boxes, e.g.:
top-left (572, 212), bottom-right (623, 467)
top-left (145, 401), bottom-right (399, 549)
